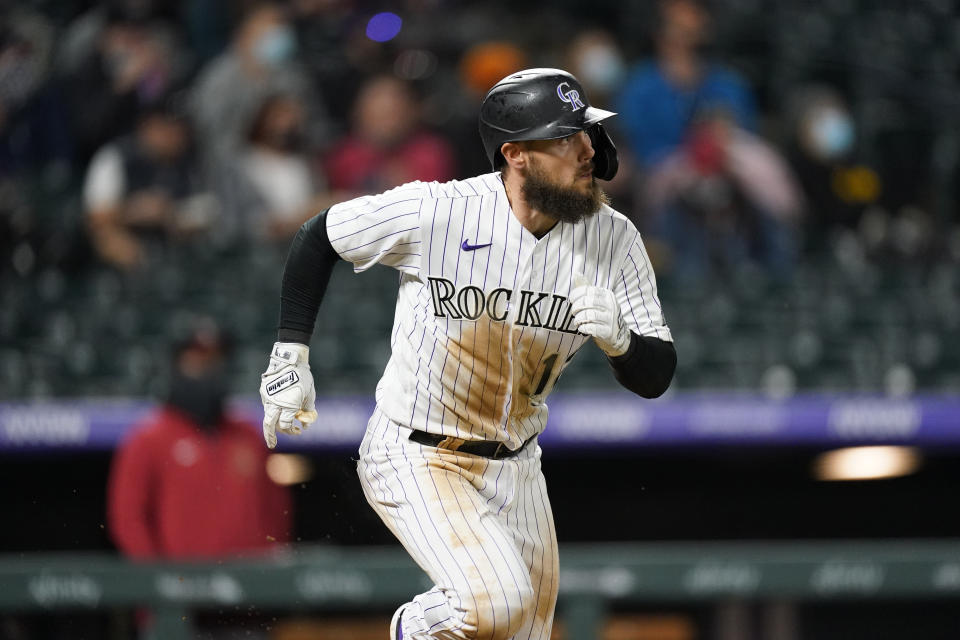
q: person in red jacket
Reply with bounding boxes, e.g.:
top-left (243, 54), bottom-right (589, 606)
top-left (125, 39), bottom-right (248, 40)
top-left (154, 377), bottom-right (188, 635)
top-left (108, 325), bottom-right (292, 560)
top-left (323, 75), bottom-right (456, 195)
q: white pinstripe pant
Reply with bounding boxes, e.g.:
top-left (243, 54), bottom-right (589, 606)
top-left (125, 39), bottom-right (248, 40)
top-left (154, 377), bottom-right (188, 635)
top-left (357, 408), bottom-right (559, 640)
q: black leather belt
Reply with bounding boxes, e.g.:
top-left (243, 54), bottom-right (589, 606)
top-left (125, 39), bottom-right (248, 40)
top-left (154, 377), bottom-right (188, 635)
top-left (408, 430), bottom-right (536, 459)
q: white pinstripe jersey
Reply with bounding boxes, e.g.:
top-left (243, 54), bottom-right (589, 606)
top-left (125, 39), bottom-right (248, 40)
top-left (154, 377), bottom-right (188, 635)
top-left (326, 172), bottom-right (672, 450)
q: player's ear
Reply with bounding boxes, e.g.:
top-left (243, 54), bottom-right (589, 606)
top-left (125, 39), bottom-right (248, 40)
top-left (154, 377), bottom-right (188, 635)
top-left (500, 142), bottom-right (527, 171)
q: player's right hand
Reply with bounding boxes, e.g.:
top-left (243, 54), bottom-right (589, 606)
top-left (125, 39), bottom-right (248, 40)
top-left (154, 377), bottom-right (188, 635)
top-left (569, 274), bottom-right (632, 357)
top-left (259, 342), bottom-right (318, 449)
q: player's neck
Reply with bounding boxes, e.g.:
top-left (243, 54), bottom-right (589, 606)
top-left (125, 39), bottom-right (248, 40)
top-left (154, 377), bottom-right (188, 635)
top-left (503, 173), bottom-right (558, 239)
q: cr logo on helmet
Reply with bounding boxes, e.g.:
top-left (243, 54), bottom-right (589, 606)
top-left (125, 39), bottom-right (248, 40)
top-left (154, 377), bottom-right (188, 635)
top-left (556, 82), bottom-right (585, 110)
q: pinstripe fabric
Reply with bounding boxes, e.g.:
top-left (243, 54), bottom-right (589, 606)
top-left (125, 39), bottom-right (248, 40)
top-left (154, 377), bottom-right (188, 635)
top-left (326, 173), bottom-right (671, 450)
top-left (327, 173), bottom-right (670, 639)
top-left (358, 409), bottom-right (557, 640)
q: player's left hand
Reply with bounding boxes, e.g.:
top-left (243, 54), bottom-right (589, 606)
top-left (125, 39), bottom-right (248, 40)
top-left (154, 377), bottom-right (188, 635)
top-left (569, 275), bottom-right (632, 357)
top-left (259, 342), bottom-right (318, 449)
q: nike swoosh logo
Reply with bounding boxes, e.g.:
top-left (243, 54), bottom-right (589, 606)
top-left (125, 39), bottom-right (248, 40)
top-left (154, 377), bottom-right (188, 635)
top-left (461, 239), bottom-right (492, 251)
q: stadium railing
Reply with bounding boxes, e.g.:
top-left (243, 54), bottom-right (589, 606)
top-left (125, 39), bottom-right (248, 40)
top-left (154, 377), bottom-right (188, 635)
top-left (3, 540), bottom-right (960, 639)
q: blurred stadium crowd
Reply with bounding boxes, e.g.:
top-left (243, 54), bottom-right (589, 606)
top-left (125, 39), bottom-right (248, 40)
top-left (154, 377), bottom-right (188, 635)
top-left (2, 0), bottom-right (960, 401)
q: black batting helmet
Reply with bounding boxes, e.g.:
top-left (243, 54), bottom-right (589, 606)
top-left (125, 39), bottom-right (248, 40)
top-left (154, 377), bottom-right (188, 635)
top-left (478, 68), bottom-right (619, 180)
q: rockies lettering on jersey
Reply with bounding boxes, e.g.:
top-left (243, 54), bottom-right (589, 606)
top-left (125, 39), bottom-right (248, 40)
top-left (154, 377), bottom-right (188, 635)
top-left (427, 277), bottom-right (582, 334)
top-left (326, 172), bottom-right (672, 450)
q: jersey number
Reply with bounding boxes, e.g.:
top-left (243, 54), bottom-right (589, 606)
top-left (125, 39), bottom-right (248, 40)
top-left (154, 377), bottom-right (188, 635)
top-left (532, 353), bottom-right (559, 397)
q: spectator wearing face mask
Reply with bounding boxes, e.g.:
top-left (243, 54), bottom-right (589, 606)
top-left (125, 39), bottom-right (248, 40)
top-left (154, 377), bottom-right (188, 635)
top-left (107, 323), bottom-right (292, 561)
top-left (108, 323), bottom-right (291, 638)
top-left (215, 92), bottom-right (341, 244)
top-left (785, 86), bottom-right (878, 244)
top-left (565, 28), bottom-right (627, 111)
top-left (188, 2), bottom-right (332, 178)
top-left (82, 97), bottom-right (216, 271)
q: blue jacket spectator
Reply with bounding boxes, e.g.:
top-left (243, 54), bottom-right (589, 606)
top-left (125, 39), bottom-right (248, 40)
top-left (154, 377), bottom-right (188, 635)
top-left (616, 60), bottom-right (756, 168)
top-left (615, 0), bottom-right (756, 169)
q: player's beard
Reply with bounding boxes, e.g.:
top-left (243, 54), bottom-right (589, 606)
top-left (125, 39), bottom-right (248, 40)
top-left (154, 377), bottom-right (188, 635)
top-left (521, 157), bottom-right (609, 224)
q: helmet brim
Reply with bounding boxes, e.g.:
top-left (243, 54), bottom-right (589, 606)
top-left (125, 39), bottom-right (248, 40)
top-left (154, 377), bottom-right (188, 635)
top-left (583, 106), bottom-right (616, 127)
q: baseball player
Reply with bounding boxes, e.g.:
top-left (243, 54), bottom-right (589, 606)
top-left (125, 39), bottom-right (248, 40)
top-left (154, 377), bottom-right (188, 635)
top-left (259, 68), bottom-right (676, 640)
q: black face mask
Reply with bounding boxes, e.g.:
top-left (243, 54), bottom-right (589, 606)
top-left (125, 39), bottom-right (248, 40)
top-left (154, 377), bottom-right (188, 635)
top-left (166, 369), bottom-right (227, 430)
top-left (266, 129), bottom-right (304, 152)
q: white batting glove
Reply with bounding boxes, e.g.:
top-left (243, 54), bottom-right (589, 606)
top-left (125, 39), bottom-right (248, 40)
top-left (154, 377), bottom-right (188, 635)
top-left (259, 342), bottom-right (318, 449)
top-left (569, 274), bottom-right (632, 357)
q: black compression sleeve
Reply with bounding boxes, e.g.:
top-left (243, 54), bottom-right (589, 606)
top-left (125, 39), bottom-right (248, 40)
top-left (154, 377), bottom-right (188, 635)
top-left (276, 209), bottom-right (342, 344)
top-left (607, 333), bottom-right (677, 398)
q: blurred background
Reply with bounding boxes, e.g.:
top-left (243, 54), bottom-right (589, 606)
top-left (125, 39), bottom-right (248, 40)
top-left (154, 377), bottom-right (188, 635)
top-left (2, 0), bottom-right (960, 638)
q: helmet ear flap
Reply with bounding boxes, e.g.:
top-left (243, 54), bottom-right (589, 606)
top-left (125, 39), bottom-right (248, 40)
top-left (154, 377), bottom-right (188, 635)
top-left (587, 123), bottom-right (619, 181)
